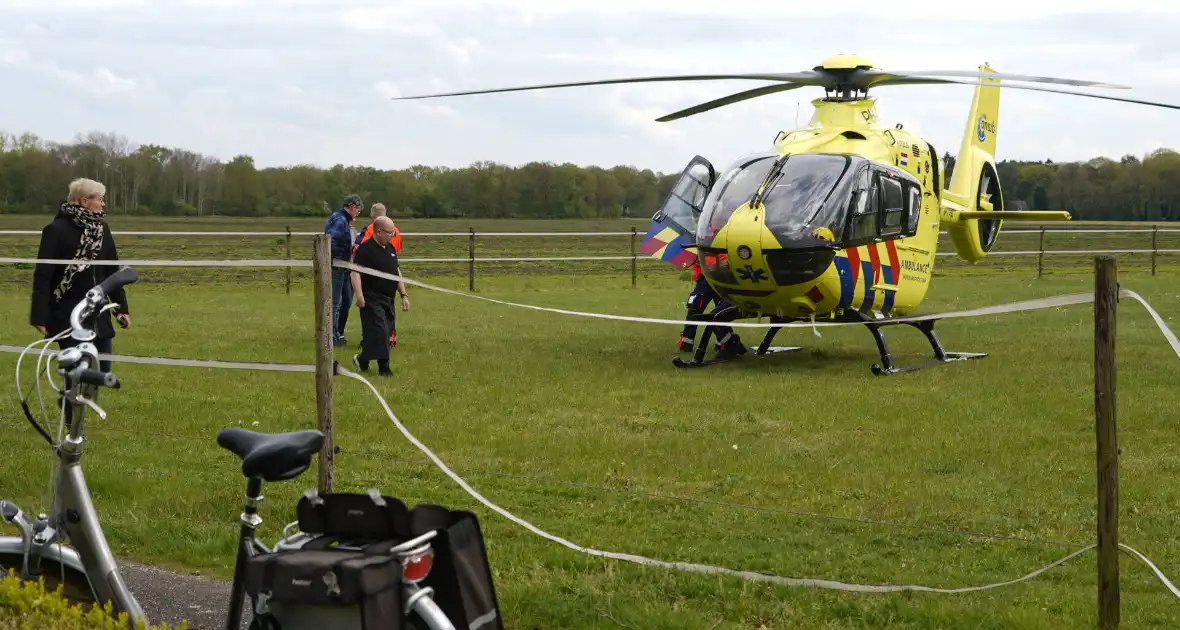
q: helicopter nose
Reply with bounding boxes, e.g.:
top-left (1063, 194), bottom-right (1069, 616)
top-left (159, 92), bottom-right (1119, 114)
top-left (763, 248), bottom-right (837, 286)
top-left (730, 243), bottom-right (770, 285)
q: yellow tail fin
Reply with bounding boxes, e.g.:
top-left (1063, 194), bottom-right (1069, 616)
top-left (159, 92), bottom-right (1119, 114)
top-left (941, 64), bottom-right (1069, 263)
top-left (947, 65), bottom-right (1000, 201)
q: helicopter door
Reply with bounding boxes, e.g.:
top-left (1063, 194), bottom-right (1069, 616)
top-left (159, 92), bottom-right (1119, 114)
top-left (844, 166), bottom-right (880, 246)
top-left (652, 155), bottom-right (716, 239)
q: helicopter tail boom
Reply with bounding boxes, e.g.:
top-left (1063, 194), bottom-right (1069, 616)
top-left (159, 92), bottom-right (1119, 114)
top-left (955, 210), bottom-right (1070, 221)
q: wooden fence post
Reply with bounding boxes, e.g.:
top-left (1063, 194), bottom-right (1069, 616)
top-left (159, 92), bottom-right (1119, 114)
top-left (1094, 254), bottom-right (1119, 629)
top-left (1151, 226), bottom-right (1158, 277)
top-left (312, 234), bottom-right (335, 494)
top-left (630, 226), bottom-right (637, 288)
top-left (1037, 227), bottom-right (1045, 278)
top-left (285, 225), bottom-right (292, 294)
top-left (468, 227), bottom-right (476, 291)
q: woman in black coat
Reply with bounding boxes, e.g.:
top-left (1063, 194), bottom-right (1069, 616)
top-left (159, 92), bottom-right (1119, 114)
top-left (29, 178), bottom-right (132, 373)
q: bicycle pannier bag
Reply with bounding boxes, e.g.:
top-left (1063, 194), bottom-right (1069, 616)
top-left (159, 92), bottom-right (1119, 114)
top-left (296, 489), bottom-right (410, 540)
top-left (260, 490), bottom-right (503, 629)
top-left (244, 546), bottom-right (402, 630)
top-left (405, 504), bottom-right (503, 630)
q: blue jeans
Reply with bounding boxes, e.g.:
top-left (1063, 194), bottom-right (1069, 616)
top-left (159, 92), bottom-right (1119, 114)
top-left (331, 267), bottom-right (353, 341)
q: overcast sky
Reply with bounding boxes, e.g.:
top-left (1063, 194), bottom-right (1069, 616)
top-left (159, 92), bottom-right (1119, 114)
top-left (2, 0), bottom-right (1178, 174)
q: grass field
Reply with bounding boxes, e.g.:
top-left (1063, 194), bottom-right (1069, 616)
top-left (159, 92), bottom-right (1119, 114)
top-left (1, 236), bottom-right (1179, 628)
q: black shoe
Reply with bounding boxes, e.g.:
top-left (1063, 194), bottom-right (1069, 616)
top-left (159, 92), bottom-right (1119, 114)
top-left (352, 354), bottom-right (369, 372)
top-left (716, 339), bottom-right (748, 360)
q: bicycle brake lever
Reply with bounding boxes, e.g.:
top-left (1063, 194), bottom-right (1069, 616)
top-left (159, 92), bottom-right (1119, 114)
top-left (76, 395), bottom-right (107, 420)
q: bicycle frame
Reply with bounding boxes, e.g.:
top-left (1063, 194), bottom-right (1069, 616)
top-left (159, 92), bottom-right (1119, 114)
top-left (1, 337), bottom-right (148, 626)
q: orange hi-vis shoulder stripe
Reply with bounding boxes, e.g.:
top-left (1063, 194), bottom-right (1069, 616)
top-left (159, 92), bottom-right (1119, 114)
top-left (353, 223), bottom-right (402, 255)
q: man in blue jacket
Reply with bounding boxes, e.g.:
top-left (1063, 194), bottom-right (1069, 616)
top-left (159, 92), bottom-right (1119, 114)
top-left (324, 194), bottom-right (362, 347)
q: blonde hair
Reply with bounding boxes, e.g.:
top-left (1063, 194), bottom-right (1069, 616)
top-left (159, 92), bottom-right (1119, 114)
top-left (68, 178), bottom-right (106, 204)
top-left (370, 203), bottom-right (387, 218)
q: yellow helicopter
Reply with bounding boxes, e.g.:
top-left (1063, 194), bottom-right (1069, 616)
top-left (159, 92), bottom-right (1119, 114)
top-left (393, 53), bottom-right (1180, 374)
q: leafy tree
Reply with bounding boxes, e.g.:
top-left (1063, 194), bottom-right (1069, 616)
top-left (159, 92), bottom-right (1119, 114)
top-left (1, 129), bottom-right (1176, 222)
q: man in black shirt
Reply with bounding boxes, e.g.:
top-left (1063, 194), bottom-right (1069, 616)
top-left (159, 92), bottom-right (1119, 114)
top-left (349, 216), bottom-right (410, 375)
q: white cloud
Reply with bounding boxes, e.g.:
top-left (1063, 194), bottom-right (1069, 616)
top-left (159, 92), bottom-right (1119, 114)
top-left (0, 1), bottom-right (1177, 174)
top-left (0, 47), bottom-right (29, 66)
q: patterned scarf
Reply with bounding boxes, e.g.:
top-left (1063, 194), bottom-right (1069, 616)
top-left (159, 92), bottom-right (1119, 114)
top-left (53, 202), bottom-right (106, 302)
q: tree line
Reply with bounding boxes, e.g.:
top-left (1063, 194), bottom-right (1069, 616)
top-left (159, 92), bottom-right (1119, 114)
top-left (2, 129), bottom-right (1178, 221)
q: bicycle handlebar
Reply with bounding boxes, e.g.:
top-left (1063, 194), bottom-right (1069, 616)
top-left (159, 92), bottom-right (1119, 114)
top-left (78, 369), bottom-right (119, 389)
top-left (60, 265), bottom-right (137, 391)
top-left (68, 266), bottom-right (138, 342)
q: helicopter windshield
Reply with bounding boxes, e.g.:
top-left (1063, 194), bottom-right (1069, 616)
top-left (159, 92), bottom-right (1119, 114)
top-left (696, 152), bottom-right (779, 246)
top-left (759, 153), bottom-right (856, 243)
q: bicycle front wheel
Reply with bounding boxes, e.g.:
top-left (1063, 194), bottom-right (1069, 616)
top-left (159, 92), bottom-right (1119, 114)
top-left (0, 543), bottom-right (98, 605)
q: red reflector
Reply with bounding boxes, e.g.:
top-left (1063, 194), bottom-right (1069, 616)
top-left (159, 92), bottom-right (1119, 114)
top-left (717, 253), bottom-right (729, 268)
top-left (402, 551), bottom-right (434, 583)
top-left (704, 254), bottom-right (718, 269)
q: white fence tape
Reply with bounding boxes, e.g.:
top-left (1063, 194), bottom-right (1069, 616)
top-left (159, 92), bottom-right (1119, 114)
top-left (342, 364), bottom-right (1094, 593)
top-left (3, 246), bottom-right (1178, 272)
top-left (2, 261), bottom-right (1179, 600)
top-left (0, 258), bottom-right (313, 267)
top-left (0, 345), bottom-right (314, 372)
top-left (0, 256), bottom-right (668, 266)
top-left (337, 259), bottom-right (1100, 329)
top-left (0, 230), bottom-right (639, 237)
top-left (2, 228), bottom-right (1180, 237)
top-left (341, 363), bottom-right (1179, 596)
top-left (0, 257), bottom-right (1171, 334)
top-left (0, 256), bottom-right (1148, 331)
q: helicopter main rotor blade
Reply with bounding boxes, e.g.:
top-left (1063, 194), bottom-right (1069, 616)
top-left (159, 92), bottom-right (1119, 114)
top-left (867, 69), bottom-right (1130, 89)
top-left (655, 83), bottom-right (808, 122)
top-left (874, 76), bottom-right (1180, 111)
top-left (390, 71), bottom-right (828, 100)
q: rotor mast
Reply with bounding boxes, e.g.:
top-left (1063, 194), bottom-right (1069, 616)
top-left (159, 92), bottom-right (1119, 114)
top-left (806, 54), bottom-right (881, 129)
top-left (816, 53), bottom-right (877, 102)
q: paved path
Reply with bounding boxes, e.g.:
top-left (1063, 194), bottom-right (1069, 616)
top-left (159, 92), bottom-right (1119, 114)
top-left (119, 560), bottom-right (250, 629)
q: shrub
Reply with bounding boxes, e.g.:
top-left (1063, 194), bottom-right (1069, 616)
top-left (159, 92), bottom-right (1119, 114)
top-left (0, 569), bottom-right (185, 629)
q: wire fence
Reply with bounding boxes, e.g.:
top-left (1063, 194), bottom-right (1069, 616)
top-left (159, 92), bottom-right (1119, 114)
top-left (1, 226), bottom-right (1179, 291)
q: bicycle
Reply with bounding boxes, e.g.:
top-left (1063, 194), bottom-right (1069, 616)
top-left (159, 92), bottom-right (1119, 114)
top-left (0, 265), bottom-right (458, 630)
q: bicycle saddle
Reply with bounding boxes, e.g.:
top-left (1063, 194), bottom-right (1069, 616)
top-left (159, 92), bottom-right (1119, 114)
top-left (216, 428), bottom-right (325, 482)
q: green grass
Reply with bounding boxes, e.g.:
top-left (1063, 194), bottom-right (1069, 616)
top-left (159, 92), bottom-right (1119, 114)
top-left (1, 261), bottom-right (1179, 628)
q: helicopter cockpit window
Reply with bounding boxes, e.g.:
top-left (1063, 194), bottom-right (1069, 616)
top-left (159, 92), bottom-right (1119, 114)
top-left (696, 153), bottom-right (778, 245)
top-left (846, 167), bottom-right (878, 244)
top-left (759, 154), bottom-right (852, 240)
top-left (905, 186), bottom-right (921, 233)
top-left (880, 175), bottom-right (905, 237)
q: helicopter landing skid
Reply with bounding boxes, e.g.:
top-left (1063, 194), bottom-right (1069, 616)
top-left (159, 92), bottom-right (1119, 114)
top-left (852, 313), bottom-right (989, 376)
top-left (672, 310), bottom-right (803, 368)
top-left (672, 345), bottom-right (803, 369)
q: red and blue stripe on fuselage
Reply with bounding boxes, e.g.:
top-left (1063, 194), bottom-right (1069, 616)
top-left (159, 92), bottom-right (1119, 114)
top-left (833, 240), bottom-right (901, 314)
